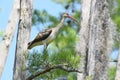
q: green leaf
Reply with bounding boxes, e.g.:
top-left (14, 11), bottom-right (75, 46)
top-left (0, 31), bottom-right (3, 36)
top-left (108, 66), bottom-right (116, 80)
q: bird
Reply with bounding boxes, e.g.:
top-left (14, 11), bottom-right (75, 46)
top-left (28, 13), bottom-right (77, 49)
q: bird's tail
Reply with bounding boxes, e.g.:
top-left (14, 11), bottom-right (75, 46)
top-left (28, 41), bottom-right (33, 49)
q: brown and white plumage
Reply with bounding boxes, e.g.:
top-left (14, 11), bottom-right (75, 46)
top-left (28, 13), bottom-right (77, 49)
top-left (28, 29), bottom-right (52, 49)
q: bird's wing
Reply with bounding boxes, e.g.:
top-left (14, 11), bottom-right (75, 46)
top-left (28, 28), bottom-right (52, 49)
top-left (32, 28), bottom-right (52, 42)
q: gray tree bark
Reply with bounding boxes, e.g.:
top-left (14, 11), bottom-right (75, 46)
top-left (87, 0), bottom-right (114, 79)
top-left (115, 34), bottom-right (120, 80)
top-left (76, 0), bottom-right (91, 79)
top-left (76, 0), bottom-right (115, 80)
top-left (115, 46), bottom-right (120, 80)
top-left (13, 0), bottom-right (33, 80)
top-left (0, 0), bottom-right (20, 77)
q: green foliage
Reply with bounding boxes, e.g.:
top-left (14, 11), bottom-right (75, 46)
top-left (85, 76), bottom-right (93, 80)
top-left (32, 9), bottom-right (59, 27)
top-left (112, 0), bottom-right (120, 32)
top-left (111, 0), bottom-right (120, 48)
top-left (0, 31), bottom-right (3, 37)
top-left (52, 0), bottom-right (72, 4)
top-left (28, 47), bottom-right (80, 79)
top-left (108, 66), bottom-right (116, 80)
top-left (67, 73), bottom-right (77, 80)
top-left (27, 25), bottom-right (80, 79)
top-left (52, 0), bottom-right (80, 4)
top-left (32, 10), bottom-right (49, 25)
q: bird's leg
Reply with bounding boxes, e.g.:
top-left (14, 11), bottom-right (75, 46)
top-left (43, 44), bottom-right (48, 65)
top-left (43, 43), bottom-right (48, 52)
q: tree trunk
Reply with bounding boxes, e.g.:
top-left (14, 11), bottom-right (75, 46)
top-left (87, 0), bottom-right (114, 79)
top-left (0, 0), bottom-right (19, 76)
top-left (13, 0), bottom-right (33, 80)
top-left (115, 45), bottom-right (120, 80)
top-left (76, 0), bottom-right (115, 80)
top-left (76, 0), bottom-right (91, 79)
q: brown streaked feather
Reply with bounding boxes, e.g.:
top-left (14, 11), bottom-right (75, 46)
top-left (32, 29), bottom-right (52, 43)
top-left (28, 29), bottom-right (52, 49)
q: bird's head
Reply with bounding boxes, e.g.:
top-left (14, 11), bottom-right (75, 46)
top-left (62, 12), bottom-right (70, 18)
top-left (62, 12), bottom-right (78, 22)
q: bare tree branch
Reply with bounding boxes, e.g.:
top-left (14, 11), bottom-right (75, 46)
top-left (26, 64), bottom-right (82, 80)
top-left (109, 60), bottom-right (118, 62)
top-left (0, 0), bottom-right (20, 76)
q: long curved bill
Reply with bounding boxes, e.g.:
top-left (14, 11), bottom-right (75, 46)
top-left (67, 15), bottom-right (78, 22)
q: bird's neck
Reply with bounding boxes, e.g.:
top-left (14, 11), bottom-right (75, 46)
top-left (55, 17), bottom-right (65, 32)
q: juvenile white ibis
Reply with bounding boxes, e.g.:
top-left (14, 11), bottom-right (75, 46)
top-left (28, 13), bottom-right (77, 49)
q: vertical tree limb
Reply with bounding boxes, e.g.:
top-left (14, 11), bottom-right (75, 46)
top-left (13, 0), bottom-right (33, 80)
top-left (115, 36), bottom-right (120, 80)
top-left (87, 0), bottom-right (115, 79)
top-left (76, 0), bottom-right (91, 79)
top-left (0, 0), bottom-right (20, 77)
top-left (76, 0), bottom-right (115, 80)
